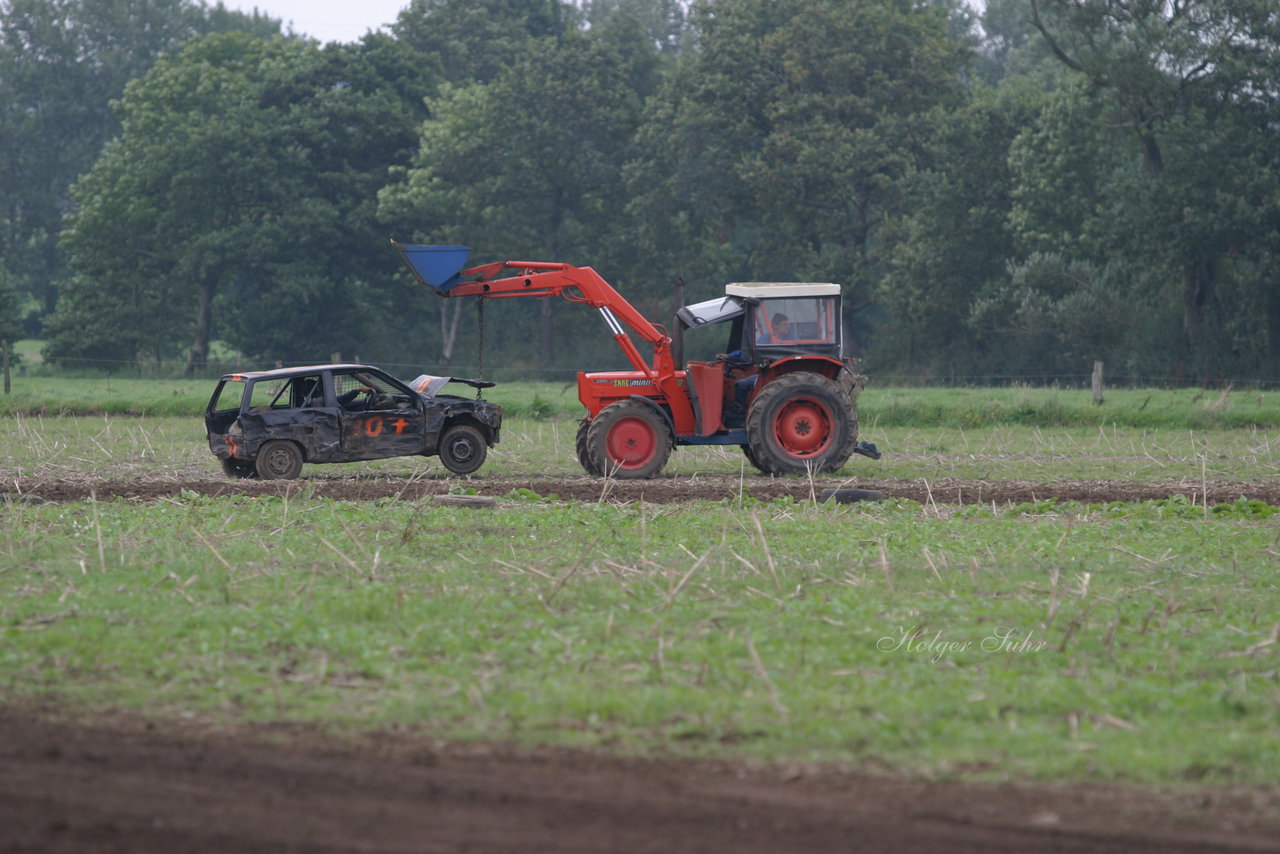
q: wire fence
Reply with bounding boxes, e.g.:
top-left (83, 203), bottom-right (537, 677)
top-left (8, 347), bottom-right (1280, 391)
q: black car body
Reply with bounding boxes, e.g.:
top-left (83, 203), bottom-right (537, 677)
top-left (205, 364), bottom-right (502, 479)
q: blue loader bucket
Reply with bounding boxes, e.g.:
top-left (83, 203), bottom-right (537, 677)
top-left (391, 242), bottom-right (470, 293)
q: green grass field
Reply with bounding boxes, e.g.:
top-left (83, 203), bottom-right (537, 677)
top-left (1, 383), bottom-right (1278, 784)
top-left (3, 374), bottom-right (1280, 429)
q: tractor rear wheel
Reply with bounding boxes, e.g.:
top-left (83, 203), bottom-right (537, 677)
top-left (740, 444), bottom-right (767, 474)
top-left (585, 400), bottom-right (671, 479)
top-left (575, 418), bottom-right (605, 476)
top-left (745, 371), bottom-right (857, 476)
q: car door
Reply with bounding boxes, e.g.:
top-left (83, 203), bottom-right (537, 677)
top-left (240, 373), bottom-right (343, 462)
top-left (333, 369), bottom-right (428, 461)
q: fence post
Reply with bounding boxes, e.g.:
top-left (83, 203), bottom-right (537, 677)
top-left (2, 340), bottom-right (9, 395)
top-left (1091, 360), bottom-right (1104, 406)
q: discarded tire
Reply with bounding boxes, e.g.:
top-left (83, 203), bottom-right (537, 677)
top-left (433, 494), bottom-right (497, 508)
top-left (818, 488), bottom-right (885, 504)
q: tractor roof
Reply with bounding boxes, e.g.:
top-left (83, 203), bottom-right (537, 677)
top-left (724, 282), bottom-right (841, 298)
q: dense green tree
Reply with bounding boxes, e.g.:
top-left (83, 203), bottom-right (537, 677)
top-left (0, 259), bottom-right (21, 344)
top-left (379, 29), bottom-right (650, 368)
top-left (966, 252), bottom-right (1133, 378)
top-left (581, 0), bottom-right (688, 56)
top-left (978, 0), bottom-right (1063, 83)
top-left (874, 81), bottom-right (1044, 377)
top-left (0, 0), bottom-right (282, 336)
top-left (1027, 0), bottom-right (1280, 368)
top-left (390, 0), bottom-right (576, 86)
top-left (216, 34), bottom-right (438, 365)
top-left (624, 0), bottom-right (974, 349)
top-left (53, 32), bottom-right (435, 371)
top-left (1008, 80), bottom-right (1280, 378)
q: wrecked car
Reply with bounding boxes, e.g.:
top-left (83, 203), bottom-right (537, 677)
top-left (205, 363), bottom-right (502, 479)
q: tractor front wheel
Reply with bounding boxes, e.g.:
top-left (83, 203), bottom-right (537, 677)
top-left (584, 400), bottom-right (671, 479)
top-left (745, 372), bottom-right (857, 476)
top-left (575, 418), bottom-right (605, 476)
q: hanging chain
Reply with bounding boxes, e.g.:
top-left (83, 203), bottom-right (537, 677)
top-left (476, 296), bottom-right (485, 399)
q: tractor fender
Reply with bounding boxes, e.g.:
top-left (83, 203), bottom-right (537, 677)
top-left (627, 394), bottom-right (676, 439)
top-left (758, 354), bottom-right (846, 385)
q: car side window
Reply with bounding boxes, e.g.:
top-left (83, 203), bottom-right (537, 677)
top-left (294, 375), bottom-right (325, 407)
top-left (211, 380), bottom-right (246, 413)
top-left (333, 372), bottom-right (395, 410)
top-left (248, 380), bottom-right (286, 410)
top-left (334, 373), bottom-right (365, 407)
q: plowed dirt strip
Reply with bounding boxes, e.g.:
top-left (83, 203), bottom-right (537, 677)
top-left (1, 708), bottom-right (1277, 854)
top-left (6, 475), bottom-right (1280, 505)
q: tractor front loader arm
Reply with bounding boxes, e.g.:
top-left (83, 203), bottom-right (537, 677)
top-left (449, 260), bottom-right (672, 373)
top-left (392, 242), bottom-right (693, 428)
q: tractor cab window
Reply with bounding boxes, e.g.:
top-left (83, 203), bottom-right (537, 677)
top-left (678, 295), bottom-right (744, 328)
top-left (752, 298), bottom-right (837, 346)
top-left (684, 315), bottom-right (746, 363)
top-left (677, 295), bottom-right (747, 363)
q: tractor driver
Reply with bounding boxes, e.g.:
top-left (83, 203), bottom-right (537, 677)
top-left (757, 312), bottom-right (794, 345)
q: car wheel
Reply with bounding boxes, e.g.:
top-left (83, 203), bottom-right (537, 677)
top-left (439, 424), bottom-right (488, 474)
top-left (254, 440), bottom-right (304, 480)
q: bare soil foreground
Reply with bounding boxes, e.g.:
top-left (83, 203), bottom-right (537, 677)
top-left (8, 473), bottom-right (1280, 506)
top-left (2, 706), bottom-right (1278, 854)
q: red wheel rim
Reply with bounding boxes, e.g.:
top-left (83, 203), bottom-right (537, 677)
top-left (606, 416), bottom-right (658, 468)
top-left (773, 398), bottom-right (833, 457)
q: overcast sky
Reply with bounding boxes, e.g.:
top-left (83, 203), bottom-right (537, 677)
top-left (223, 0), bottom-right (412, 44)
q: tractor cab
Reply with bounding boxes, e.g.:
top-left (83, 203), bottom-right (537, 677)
top-left (677, 282), bottom-right (843, 364)
top-left (677, 283), bottom-right (847, 434)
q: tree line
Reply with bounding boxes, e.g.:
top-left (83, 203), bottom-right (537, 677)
top-left (2, 0), bottom-right (1278, 383)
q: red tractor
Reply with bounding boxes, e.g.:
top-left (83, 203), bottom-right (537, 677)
top-left (393, 243), bottom-right (879, 479)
